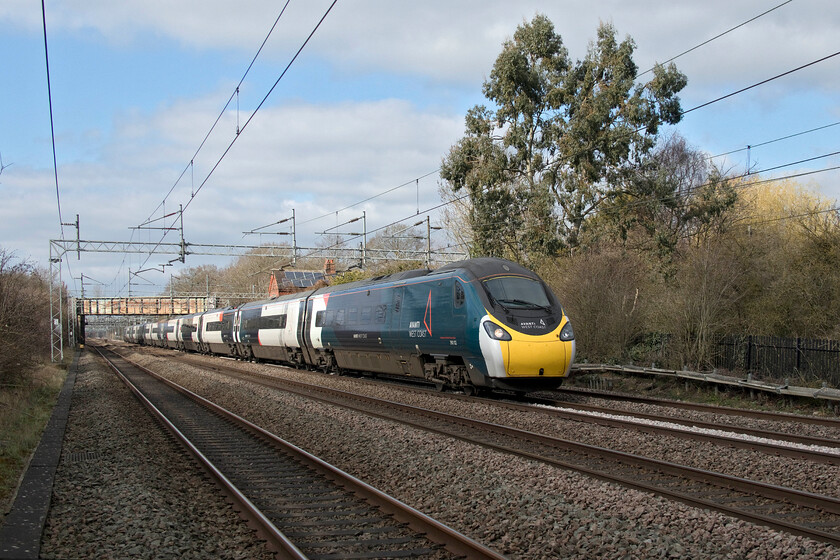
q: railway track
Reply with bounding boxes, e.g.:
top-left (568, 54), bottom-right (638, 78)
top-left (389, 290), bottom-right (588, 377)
top-left (554, 386), bottom-right (840, 428)
top-left (127, 347), bottom-right (840, 547)
top-left (159, 348), bottom-right (840, 463)
top-left (485, 395), bottom-right (840, 463)
top-left (92, 344), bottom-right (505, 560)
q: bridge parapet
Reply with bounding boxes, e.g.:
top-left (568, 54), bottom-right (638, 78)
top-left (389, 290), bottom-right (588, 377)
top-left (79, 296), bottom-right (212, 316)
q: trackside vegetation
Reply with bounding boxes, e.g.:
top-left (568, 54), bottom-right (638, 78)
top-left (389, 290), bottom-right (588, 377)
top-left (438, 15), bottom-right (840, 385)
top-left (0, 364), bottom-right (65, 512)
top-left (0, 248), bottom-right (68, 512)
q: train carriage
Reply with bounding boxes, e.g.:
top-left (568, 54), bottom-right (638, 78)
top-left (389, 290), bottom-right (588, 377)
top-left (149, 321), bottom-right (167, 347)
top-left (199, 308), bottom-right (235, 355)
top-left (179, 313), bottom-right (201, 352)
top-left (233, 293), bottom-right (310, 365)
top-left (164, 317), bottom-right (180, 349)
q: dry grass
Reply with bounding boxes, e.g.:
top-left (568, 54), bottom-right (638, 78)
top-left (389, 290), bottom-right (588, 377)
top-left (0, 362), bottom-right (66, 514)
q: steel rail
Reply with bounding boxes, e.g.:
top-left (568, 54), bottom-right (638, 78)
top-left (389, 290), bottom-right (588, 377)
top-left (556, 386), bottom-right (840, 428)
top-left (93, 346), bottom-right (307, 559)
top-left (166, 350), bottom-right (840, 462)
top-left (525, 394), bottom-right (840, 447)
top-left (147, 353), bottom-right (840, 546)
top-left (478, 395), bottom-right (840, 462)
top-left (337, 378), bottom-right (840, 451)
top-left (94, 344), bottom-right (506, 560)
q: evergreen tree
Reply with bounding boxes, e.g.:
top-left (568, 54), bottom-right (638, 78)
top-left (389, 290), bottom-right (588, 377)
top-left (441, 15), bottom-right (687, 261)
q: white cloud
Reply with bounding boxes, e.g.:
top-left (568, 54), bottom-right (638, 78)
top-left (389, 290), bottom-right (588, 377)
top-left (3, 0), bottom-right (839, 295)
top-left (1, 91), bottom-right (463, 290)
top-left (8, 0), bottom-right (837, 92)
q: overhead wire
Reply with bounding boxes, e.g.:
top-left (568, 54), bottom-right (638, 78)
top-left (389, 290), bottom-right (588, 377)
top-left (682, 50), bottom-right (840, 116)
top-left (312, 154), bottom-right (840, 258)
top-left (133, 0), bottom-right (338, 277)
top-left (709, 121), bottom-right (840, 160)
top-left (181, 0), bottom-right (339, 215)
top-left (112, 1), bottom-right (292, 295)
top-left (41, 0), bottom-right (78, 291)
top-left (422, 163), bottom-right (840, 254)
top-left (141, 0), bottom-right (292, 226)
top-left (638, 0), bottom-right (795, 76)
top-left (297, 169), bottom-right (441, 226)
top-left (41, 0), bottom-right (63, 237)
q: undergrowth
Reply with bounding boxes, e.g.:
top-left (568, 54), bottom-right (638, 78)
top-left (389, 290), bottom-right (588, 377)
top-left (0, 363), bottom-right (66, 514)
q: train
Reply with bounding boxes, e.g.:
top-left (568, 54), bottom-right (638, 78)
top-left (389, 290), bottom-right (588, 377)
top-left (124, 257), bottom-right (575, 393)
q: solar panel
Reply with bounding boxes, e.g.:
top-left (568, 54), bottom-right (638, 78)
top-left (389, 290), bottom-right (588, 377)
top-left (277, 270), bottom-right (324, 289)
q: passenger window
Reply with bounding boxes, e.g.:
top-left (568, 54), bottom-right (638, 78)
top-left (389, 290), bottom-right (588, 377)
top-left (315, 311), bottom-right (325, 327)
top-left (260, 315), bottom-right (287, 329)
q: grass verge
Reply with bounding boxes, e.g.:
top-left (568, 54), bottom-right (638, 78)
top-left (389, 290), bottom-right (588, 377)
top-left (0, 362), bottom-right (67, 515)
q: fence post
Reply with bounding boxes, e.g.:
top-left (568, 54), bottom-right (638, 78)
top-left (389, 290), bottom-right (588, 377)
top-left (745, 335), bottom-right (752, 374)
top-left (795, 337), bottom-right (802, 374)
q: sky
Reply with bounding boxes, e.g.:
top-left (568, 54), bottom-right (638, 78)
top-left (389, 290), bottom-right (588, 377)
top-left (1, 0), bottom-right (838, 298)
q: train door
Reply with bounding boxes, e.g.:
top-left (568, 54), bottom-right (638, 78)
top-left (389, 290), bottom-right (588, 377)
top-left (233, 309), bottom-right (242, 344)
top-left (195, 312), bottom-right (205, 350)
top-left (448, 278), bottom-right (468, 348)
top-left (174, 318), bottom-right (183, 349)
top-left (282, 301), bottom-right (297, 349)
top-left (221, 310), bottom-right (235, 345)
top-left (308, 294), bottom-right (328, 349)
top-left (298, 297), bottom-right (316, 366)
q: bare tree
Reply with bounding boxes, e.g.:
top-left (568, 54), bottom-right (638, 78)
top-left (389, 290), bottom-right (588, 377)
top-left (656, 239), bottom-right (748, 370)
top-left (598, 133), bottom-right (737, 258)
top-left (366, 224), bottom-right (425, 264)
top-left (0, 249), bottom-right (52, 383)
top-left (542, 246), bottom-right (655, 364)
top-left (437, 181), bottom-right (475, 257)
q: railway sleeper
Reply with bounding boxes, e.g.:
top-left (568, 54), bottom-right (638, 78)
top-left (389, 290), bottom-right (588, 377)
top-left (283, 526), bottom-right (402, 538)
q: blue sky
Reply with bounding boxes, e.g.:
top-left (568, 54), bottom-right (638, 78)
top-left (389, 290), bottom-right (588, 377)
top-left (1, 0), bottom-right (838, 297)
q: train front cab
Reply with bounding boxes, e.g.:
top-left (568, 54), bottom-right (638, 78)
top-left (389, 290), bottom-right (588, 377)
top-left (461, 259), bottom-right (576, 392)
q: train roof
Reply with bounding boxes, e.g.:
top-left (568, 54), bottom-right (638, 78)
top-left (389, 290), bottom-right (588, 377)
top-left (312, 268), bottom-right (432, 296)
top-left (313, 258), bottom-right (539, 295)
top-left (141, 259), bottom-right (542, 321)
top-left (434, 257), bottom-right (539, 281)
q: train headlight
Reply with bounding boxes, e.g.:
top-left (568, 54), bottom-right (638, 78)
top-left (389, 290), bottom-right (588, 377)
top-left (559, 320), bottom-right (575, 341)
top-left (483, 321), bottom-right (512, 341)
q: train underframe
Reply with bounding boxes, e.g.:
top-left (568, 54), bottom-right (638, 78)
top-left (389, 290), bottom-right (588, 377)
top-left (144, 339), bottom-right (562, 394)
